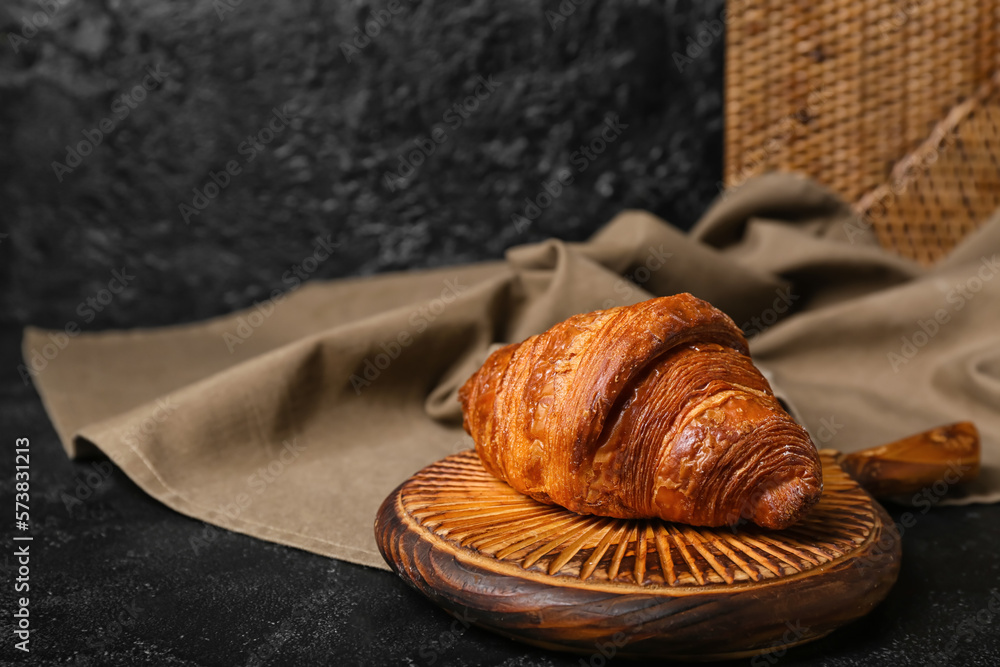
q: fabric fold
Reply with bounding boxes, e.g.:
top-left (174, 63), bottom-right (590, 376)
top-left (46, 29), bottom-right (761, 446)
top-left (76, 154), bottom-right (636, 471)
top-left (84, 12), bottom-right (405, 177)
top-left (23, 173), bottom-right (1000, 570)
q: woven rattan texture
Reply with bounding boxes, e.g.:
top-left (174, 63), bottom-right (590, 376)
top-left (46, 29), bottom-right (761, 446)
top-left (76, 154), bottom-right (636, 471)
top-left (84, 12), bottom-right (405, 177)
top-left (725, 1), bottom-right (1000, 264)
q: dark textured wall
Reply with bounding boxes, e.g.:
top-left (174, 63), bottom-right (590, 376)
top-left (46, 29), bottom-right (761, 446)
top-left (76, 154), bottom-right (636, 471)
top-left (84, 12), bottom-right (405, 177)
top-left (1, 0), bottom-right (725, 330)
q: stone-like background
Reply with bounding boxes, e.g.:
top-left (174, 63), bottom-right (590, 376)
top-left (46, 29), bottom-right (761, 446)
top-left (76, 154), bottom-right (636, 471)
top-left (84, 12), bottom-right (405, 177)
top-left (1, 0), bottom-right (724, 330)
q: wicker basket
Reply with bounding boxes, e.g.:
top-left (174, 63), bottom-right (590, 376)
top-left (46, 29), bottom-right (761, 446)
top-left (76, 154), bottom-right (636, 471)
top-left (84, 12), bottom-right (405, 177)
top-left (724, 0), bottom-right (1000, 265)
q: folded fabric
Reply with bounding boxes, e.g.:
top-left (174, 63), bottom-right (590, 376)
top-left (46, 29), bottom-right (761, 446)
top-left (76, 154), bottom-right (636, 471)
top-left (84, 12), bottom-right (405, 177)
top-left (24, 173), bottom-right (1000, 570)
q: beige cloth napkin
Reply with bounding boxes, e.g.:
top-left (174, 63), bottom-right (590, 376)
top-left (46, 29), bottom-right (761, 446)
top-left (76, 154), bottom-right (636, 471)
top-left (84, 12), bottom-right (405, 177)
top-left (24, 173), bottom-right (1000, 570)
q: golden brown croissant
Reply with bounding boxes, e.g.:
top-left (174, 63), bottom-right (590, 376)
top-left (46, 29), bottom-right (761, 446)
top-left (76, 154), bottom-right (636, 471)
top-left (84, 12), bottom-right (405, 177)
top-left (458, 293), bottom-right (822, 530)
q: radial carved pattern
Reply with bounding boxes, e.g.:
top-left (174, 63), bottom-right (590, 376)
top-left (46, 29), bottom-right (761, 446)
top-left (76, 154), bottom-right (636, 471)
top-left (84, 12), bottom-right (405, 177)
top-left (399, 450), bottom-right (875, 587)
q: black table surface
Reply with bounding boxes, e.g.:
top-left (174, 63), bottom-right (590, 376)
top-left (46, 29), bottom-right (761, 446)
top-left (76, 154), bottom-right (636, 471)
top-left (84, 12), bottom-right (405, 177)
top-left (2, 323), bottom-right (998, 667)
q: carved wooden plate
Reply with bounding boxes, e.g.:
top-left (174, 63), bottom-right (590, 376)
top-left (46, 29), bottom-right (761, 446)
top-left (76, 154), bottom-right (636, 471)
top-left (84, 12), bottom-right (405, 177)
top-left (376, 449), bottom-right (901, 660)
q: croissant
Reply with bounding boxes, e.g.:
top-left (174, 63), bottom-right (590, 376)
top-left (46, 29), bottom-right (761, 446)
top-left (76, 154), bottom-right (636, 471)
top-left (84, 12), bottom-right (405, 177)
top-left (458, 293), bottom-right (822, 530)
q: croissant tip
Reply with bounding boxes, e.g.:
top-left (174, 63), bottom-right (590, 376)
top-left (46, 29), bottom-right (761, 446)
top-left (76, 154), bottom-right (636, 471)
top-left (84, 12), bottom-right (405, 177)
top-left (750, 475), bottom-right (823, 530)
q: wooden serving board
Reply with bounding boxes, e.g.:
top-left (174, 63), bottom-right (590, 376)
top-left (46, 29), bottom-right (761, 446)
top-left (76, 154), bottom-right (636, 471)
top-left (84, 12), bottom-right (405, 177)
top-left (376, 449), bottom-right (902, 660)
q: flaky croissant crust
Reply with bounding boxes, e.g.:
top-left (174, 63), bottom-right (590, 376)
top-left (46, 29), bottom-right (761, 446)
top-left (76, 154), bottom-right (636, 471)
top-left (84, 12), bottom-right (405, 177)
top-left (459, 293), bottom-right (822, 530)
